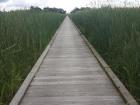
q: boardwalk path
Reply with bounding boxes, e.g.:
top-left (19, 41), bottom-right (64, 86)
top-left (19, 17), bottom-right (125, 105)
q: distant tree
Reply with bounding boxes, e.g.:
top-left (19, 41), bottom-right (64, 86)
top-left (80, 7), bottom-right (90, 10)
top-left (70, 8), bottom-right (80, 13)
top-left (30, 6), bottom-right (42, 11)
top-left (29, 6), bottom-right (66, 14)
top-left (71, 7), bottom-right (90, 13)
top-left (43, 7), bottom-right (66, 14)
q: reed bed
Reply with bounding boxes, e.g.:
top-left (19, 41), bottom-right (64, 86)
top-left (70, 7), bottom-right (140, 103)
top-left (0, 10), bottom-right (65, 105)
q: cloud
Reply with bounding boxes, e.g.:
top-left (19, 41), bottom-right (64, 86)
top-left (46, 0), bottom-right (91, 12)
top-left (0, 0), bottom-right (48, 11)
top-left (0, 0), bottom-right (9, 2)
top-left (0, 0), bottom-right (140, 12)
top-left (7, 0), bottom-right (29, 7)
top-left (0, 0), bottom-right (26, 10)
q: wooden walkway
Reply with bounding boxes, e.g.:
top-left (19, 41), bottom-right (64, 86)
top-left (17, 16), bottom-right (127, 105)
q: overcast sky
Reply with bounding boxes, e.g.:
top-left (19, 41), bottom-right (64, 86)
top-left (0, 0), bottom-right (140, 12)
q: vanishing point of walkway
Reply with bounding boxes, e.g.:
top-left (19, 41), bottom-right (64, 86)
top-left (19, 17), bottom-right (125, 105)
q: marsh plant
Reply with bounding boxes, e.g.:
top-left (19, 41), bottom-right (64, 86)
top-left (0, 10), bottom-right (65, 105)
top-left (70, 7), bottom-right (140, 103)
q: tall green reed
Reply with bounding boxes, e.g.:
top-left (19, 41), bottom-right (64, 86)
top-left (0, 10), bottom-right (65, 105)
top-left (70, 7), bottom-right (140, 103)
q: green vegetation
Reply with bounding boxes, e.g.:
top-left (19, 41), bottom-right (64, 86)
top-left (30, 6), bottom-right (66, 14)
top-left (70, 7), bottom-right (140, 103)
top-left (0, 10), bottom-right (65, 105)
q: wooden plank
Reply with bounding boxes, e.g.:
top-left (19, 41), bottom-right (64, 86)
top-left (20, 96), bottom-right (124, 105)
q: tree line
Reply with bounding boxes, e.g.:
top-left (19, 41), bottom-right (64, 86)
top-left (70, 7), bottom-right (90, 13)
top-left (30, 6), bottom-right (66, 14)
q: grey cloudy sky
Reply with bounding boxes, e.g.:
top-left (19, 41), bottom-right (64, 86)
top-left (0, 0), bottom-right (140, 12)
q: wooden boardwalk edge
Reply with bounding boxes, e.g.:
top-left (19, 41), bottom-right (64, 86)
top-left (9, 19), bottom-right (65, 105)
top-left (69, 17), bottom-right (138, 105)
